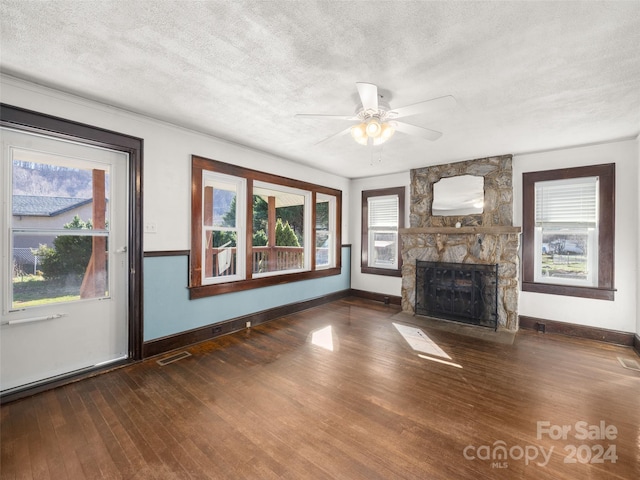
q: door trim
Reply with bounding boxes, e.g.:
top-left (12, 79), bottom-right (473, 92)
top-left (1, 103), bottom-right (143, 403)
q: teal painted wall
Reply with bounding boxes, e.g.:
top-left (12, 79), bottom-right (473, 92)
top-left (143, 247), bottom-right (351, 341)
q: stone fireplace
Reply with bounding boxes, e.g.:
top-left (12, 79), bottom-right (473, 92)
top-left (400, 155), bottom-right (521, 331)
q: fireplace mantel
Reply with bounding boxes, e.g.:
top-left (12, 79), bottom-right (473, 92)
top-left (400, 226), bottom-right (521, 235)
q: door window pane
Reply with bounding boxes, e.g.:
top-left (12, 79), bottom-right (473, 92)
top-left (12, 232), bottom-right (109, 309)
top-left (10, 154), bottom-right (110, 309)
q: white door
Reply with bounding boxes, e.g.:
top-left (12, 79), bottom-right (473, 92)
top-left (0, 128), bottom-right (129, 393)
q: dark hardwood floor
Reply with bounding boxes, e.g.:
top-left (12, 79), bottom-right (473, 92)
top-left (2, 297), bottom-right (639, 479)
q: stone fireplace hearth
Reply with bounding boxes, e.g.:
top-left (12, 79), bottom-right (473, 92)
top-left (400, 155), bottom-right (521, 331)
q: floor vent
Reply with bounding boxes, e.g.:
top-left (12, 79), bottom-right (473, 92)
top-left (617, 357), bottom-right (640, 372)
top-left (156, 351), bottom-right (192, 366)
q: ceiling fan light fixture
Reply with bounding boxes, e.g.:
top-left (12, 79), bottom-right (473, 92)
top-left (380, 122), bottom-right (395, 140)
top-left (350, 123), bottom-right (368, 145)
top-left (371, 122), bottom-right (395, 146)
top-left (365, 118), bottom-right (382, 138)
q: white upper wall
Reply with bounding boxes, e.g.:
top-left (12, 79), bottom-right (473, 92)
top-left (0, 76), bottom-right (351, 251)
top-left (513, 139), bottom-right (638, 333)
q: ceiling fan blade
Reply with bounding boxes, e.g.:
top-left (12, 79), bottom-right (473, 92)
top-left (393, 121), bottom-right (443, 141)
top-left (295, 113), bottom-right (358, 121)
top-left (356, 82), bottom-right (379, 111)
top-left (391, 95), bottom-right (456, 119)
top-left (313, 126), bottom-right (352, 145)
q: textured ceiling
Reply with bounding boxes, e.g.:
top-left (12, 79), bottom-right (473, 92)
top-left (1, 1), bottom-right (639, 178)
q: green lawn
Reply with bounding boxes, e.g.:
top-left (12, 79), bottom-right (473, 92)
top-left (541, 253), bottom-right (588, 278)
top-left (12, 275), bottom-right (82, 307)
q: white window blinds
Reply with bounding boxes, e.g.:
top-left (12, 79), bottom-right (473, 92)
top-left (535, 177), bottom-right (598, 227)
top-left (368, 195), bottom-right (399, 228)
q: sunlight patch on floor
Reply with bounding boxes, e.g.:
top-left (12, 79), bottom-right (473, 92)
top-left (393, 323), bottom-right (451, 358)
top-left (393, 322), bottom-right (462, 368)
top-left (311, 325), bottom-right (334, 351)
top-left (418, 354), bottom-right (463, 368)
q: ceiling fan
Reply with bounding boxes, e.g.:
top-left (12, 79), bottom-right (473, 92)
top-left (296, 82), bottom-right (456, 147)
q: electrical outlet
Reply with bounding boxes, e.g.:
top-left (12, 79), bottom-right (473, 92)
top-left (246, 321), bottom-right (251, 328)
top-left (144, 221), bottom-right (157, 233)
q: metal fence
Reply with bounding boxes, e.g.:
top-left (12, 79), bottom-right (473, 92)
top-left (13, 248), bottom-right (40, 275)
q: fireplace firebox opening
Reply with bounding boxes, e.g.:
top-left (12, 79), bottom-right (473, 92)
top-left (415, 261), bottom-right (498, 330)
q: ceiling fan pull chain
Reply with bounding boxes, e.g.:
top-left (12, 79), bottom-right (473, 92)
top-left (369, 143), bottom-right (384, 166)
top-left (377, 144), bottom-right (384, 165)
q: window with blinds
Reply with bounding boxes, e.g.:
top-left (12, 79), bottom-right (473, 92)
top-left (522, 163), bottom-right (614, 300)
top-left (534, 176), bottom-right (599, 286)
top-left (361, 187), bottom-right (405, 276)
top-left (367, 194), bottom-right (400, 269)
top-left (535, 177), bottom-right (598, 227)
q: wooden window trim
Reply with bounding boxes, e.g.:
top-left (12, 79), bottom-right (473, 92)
top-left (361, 187), bottom-right (405, 277)
top-left (311, 191), bottom-right (317, 271)
top-left (522, 163), bottom-right (615, 300)
top-left (190, 155), bottom-right (342, 299)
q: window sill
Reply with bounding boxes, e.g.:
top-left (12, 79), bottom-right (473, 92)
top-left (361, 266), bottom-right (402, 277)
top-left (189, 267), bottom-right (342, 299)
top-left (521, 281), bottom-right (615, 301)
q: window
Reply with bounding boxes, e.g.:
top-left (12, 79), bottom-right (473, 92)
top-left (202, 171), bottom-right (246, 284)
top-left (361, 187), bottom-right (405, 277)
top-left (252, 181), bottom-right (310, 277)
top-left (522, 164), bottom-right (615, 300)
top-left (316, 193), bottom-right (337, 269)
top-left (191, 156), bottom-right (341, 298)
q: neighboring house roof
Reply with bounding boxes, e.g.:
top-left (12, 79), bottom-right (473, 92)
top-left (12, 195), bottom-right (92, 217)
